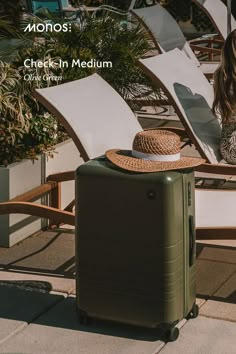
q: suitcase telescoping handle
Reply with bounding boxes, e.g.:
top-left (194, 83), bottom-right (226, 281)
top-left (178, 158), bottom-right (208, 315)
top-left (189, 215), bottom-right (196, 267)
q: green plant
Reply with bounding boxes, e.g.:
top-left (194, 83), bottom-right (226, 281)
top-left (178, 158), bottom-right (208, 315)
top-left (161, 0), bottom-right (191, 22)
top-left (0, 61), bottom-right (32, 126)
top-left (0, 0), bottom-right (23, 28)
top-left (0, 60), bottom-right (67, 166)
top-left (0, 17), bottom-right (16, 38)
top-left (24, 111), bottom-right (67, 147)
top-left (191, 3), bottom-right (215, 33)
top-left (0, 109), bottom-right (67, 166)
top-left (158, 0), bottom-right (214, 33)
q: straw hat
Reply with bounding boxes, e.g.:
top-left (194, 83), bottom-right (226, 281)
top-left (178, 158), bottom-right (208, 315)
top-left (106, 129), bottom-right (205, 173)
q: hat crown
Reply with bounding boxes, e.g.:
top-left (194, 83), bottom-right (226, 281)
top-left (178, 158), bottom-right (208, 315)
top-left (132, 130), bottom-right (180, 155)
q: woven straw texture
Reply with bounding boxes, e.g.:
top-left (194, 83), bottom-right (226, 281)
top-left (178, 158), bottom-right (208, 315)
top-left (133, 129), bottom-right (180, 155)
top-left (106, 130), bottom-right (205, 173)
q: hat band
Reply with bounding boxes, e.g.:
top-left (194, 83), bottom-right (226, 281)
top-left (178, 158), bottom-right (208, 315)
top-left (132, 149), bottom-right (180, 162)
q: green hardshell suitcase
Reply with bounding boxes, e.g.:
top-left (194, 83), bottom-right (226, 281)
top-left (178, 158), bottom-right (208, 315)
top-left (75, 156), bottom-right (198, 341)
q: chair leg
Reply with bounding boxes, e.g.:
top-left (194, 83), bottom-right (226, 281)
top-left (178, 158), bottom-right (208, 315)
top-left (49, 182), bottom-right (61, 228)
top-left (64, 199), bottom-right (75, 212)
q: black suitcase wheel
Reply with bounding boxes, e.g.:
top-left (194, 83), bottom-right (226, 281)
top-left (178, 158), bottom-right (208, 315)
top-left (191, 303), bottom-right (199, 318)
top-left (188, 302), bottom-right (199, 319)
top-left (78, 309), bottom-right (91, 325)
top-left (80, 314), bottom-right (89, 325)
top-left (165, 326), bottom-right (179, 342)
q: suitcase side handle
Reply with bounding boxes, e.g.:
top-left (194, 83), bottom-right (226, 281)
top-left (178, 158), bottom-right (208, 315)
top-left (189, 215), bottom-right (196, 267)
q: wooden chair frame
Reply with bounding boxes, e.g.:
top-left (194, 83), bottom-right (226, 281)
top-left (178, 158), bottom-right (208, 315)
top-left (189, 36), bottom-right (223, 61)
top-left (0, 174), bottom-right (75, 227)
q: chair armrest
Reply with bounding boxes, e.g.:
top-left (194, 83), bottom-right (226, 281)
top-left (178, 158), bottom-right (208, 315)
top-left (190, 38), bottom-right (223, 46)
top-left (47, 170), bottom-right (75, 183)
top-left (196, 163), bottom-right (236, 175)
top-left (0, 202), bottom-right (75, 226)
top-left (190, 44), bottom-right (221, 55)
top-left (199, 60), bottom-right (220, 65)
top-left (10, 181), bottom-right (57, 203)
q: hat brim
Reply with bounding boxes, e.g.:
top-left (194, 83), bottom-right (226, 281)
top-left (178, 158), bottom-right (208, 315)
top-left (106, 149), bottom-right (205, 173)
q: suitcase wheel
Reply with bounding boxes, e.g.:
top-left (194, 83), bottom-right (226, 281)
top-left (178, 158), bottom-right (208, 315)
top-left (78, 309), bottom-right (92, 325)
top-left (188, 302), bottom-right (199, 319)
top-left (165, 326), bottom-right (179, 342)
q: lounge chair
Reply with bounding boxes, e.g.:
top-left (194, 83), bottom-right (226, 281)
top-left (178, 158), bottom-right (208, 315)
top-left (192, 0), bottom-right (236, 41)
top-left (131, 4), bottom-right (220, 77)
top-left (0, 74), bottom-right (141, 227)
top-left (139, 48), bottom-right (236, 239)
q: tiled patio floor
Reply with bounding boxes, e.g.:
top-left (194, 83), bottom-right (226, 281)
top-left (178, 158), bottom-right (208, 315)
top-left (0, 228), bottom-right (235, 353)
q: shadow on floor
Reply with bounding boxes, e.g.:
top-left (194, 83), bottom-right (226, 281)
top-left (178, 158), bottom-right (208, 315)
top-left (0, 281), bottom-right (61, 322)
top-left (196, 242), bottom-right (236, 259)
top-left (196, 242), bottom-right (236, 305)
top-left (0, 230), bottom-right (75, 278)
top-left (0, 282), bottom-right (166, 342)
top-left (0, 231), bottom-right (235, 335)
